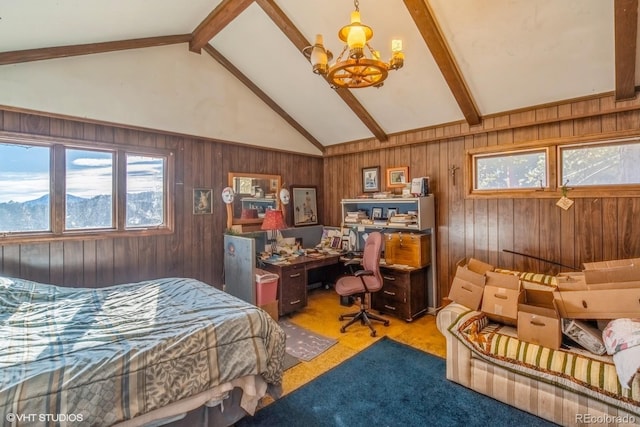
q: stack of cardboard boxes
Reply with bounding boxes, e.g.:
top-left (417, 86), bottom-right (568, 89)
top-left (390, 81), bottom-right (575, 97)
top-left (447, 257), bottom-right (640, 351)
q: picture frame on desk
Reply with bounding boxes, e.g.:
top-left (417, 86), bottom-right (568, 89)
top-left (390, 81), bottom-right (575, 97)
top-left (362, 166), bottom-right (381, 193)
top-left (386, 207), bottom-right (398, 218)
top-left (292, 186), bottom-right (318, 226)
top-left (371, 207), bottom-right (383, 219)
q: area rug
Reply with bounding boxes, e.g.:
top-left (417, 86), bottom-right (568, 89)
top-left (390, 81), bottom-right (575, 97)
top-left (278, 319), bottom-right (337, 361)
top-left (238, 337), bottom-right (556, 426)
top-left (283, 352), bottom-right (300, 371)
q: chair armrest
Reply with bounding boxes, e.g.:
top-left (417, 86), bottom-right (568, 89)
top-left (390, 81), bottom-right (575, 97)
top-left (344, 259), bottom-right (361, 267)
top-left (354, 269), bottom-right (373, 277)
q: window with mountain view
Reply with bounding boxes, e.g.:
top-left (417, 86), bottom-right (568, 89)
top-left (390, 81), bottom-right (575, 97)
top-left (65, 148), bottom-right (114, 230)
top-left (0, 143), bottom-right (51, 232)
top-left (0, 138), bottom-right (172, 240)
top-left (126, 154), bottom-right (165, 227)
top-left (560, 139), bottom-right (640, 187)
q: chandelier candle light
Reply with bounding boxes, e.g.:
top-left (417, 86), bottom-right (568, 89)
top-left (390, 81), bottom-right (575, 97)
top-left (303, 0), bottom-right (404, 89)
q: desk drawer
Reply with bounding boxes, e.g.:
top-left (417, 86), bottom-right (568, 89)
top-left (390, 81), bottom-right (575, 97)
top-left (377, 282), bottom-right (407, 303)
top-left (279, 265), bottom-right (306, 315)
top-left (380, 268), bottom-right (410, 289)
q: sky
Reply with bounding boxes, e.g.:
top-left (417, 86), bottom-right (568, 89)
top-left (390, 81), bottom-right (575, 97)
top-left (0, 143), bottom-right (164, 203)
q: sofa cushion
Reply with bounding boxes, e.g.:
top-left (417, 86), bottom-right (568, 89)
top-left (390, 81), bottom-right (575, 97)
top-left (449, 310), bottom-right (640, 416)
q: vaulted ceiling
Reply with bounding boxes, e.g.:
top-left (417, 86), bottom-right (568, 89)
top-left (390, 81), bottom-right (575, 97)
top-left (0, 0), bottom-right (637, 156)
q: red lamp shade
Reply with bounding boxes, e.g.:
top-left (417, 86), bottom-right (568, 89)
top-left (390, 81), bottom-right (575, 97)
top-left (261, 209), bottom-right (286, 231)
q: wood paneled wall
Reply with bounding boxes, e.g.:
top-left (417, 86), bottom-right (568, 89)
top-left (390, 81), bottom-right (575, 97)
top-left (0, 109), bottom-right (323, 288)
top-left (323, 93), bottom-right (640, 304)
top-left (3, 92), bottom-right (640, 305)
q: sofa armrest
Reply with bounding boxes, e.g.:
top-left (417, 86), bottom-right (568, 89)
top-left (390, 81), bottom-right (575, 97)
top-left (436, 303), bottom-right (476, 387)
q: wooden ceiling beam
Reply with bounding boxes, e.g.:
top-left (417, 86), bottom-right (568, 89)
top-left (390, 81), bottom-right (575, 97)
top-left (0, 35), bottom-right (191, 66)
top-left (189, 0), bottom-right (254, 53)
top-left (403, 0), bottom-right (481, 125)
top-left (615, 0), bottom-right (638, 100)
top-left (203, 45), bottom-right (325, 153)
top-left (256, 0), bottom-right (389, 142)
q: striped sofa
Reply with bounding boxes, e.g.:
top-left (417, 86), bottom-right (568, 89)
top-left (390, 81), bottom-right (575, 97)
top-left (437, 302), bottom-right (640, 426)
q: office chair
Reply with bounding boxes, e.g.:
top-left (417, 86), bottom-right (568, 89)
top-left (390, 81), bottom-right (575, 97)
top-left (335, 231), bottom-right (389, 337)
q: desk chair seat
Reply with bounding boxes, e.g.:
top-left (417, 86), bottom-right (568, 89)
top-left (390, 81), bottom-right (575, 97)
top-left (335, 232), bottom-right (389, 337)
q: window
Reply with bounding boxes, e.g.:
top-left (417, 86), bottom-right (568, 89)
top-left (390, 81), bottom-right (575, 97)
top-left (0, 137), bottom-right (173, 240)
top-left (474, 149), bottom-right (547, 191)
top-left (560, 140), bottom-right (640, 187)
top-left (66, 148), bottom-right (114, 230)
top-left (468, 136), bottom-right (640, 198)
top-left (126, 154), bottom-right (165, 227)
top-left (0, 143), bottom-right (51, 232)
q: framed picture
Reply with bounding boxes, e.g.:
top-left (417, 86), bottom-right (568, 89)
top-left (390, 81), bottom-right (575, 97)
top-left (371, 207), bottom-right (383, 219)
top-left (386, 207), bottom-right (398, 218)
top-left (362, 166), bottom-right (381, 193)
top-left (292, 186), bottom-right (318, 226)
top-left (386, 166), bottom-right (409, 188)
top-left (193, 188), bottom-right (213, 214)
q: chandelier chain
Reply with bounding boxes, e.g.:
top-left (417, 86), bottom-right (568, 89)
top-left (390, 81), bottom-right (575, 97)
top-left (354, 0), bottom-right (359, 12)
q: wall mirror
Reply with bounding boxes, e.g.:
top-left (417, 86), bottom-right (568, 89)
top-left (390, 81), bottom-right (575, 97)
top-left (228, 172), bottom-right (281, 230)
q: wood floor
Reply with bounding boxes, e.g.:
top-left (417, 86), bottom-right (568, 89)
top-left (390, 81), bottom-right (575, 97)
top-left (276, 287), bottom-right (446, 398)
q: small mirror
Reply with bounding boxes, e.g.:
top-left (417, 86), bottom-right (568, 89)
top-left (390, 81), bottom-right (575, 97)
top-left (228, 172), bottom-right (281, 230)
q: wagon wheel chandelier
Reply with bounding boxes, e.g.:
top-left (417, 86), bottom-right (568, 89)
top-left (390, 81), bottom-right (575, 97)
top-left (302, 0), bottom-right (404, 89)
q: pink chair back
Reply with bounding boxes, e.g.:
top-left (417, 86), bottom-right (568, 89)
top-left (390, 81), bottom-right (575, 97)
top-left (361, 232), bottom-right (383, 292)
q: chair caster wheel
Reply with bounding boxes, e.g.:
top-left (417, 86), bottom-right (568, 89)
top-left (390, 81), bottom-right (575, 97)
top-left (339, 315), bottom-right (344, 321)
top-left (340, 327), bottom-right (346, 333)
top-left (383, 321), bottom-right (390, 326)
top-left (370, 331), bottom-right (377, 337)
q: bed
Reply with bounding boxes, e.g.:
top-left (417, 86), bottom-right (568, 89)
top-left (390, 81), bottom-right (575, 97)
top-left (0, 276), bottom-right (286, 426)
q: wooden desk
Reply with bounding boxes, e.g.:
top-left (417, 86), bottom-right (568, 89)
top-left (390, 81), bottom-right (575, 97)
top-left (262, 254), bottom-right (341, 316)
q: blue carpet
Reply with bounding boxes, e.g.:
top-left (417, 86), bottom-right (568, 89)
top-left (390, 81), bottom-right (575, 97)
top-left (238, 337), bottom-right (557, 427)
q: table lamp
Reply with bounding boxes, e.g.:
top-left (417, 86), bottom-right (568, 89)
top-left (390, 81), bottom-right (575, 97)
top-left (261, 209), bottom-right (286, 255)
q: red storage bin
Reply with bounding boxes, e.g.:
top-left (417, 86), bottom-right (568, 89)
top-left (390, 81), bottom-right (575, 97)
top-left (255, 269), bottom-right (279, 305)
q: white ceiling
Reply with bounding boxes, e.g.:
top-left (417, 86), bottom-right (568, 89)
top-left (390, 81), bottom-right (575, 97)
top-left (0, 0), bottom-right (635, 155)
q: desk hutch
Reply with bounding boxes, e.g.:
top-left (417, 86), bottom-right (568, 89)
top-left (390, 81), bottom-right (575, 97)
top-left (340, 195), bottom-right (437, 317)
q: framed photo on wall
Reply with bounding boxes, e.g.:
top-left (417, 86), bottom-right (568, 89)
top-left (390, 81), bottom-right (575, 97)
top-left (386, 166), bottom-right (409, 188)
top-left (193, 188), bottom-right (213, 214)
top-left (292, 186), bottom-right (318, 226)
top-left (362, 166), bottom-right (381, 193)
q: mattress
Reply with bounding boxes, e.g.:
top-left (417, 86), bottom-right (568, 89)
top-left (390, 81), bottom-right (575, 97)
top-left (0, 276), bottom-right (285, 426)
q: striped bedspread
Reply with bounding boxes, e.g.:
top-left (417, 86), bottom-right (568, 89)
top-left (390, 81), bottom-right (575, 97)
top-left (451, 310), bottom-right (640, 417)
top-left (0, 276), bottom-right (285, 426)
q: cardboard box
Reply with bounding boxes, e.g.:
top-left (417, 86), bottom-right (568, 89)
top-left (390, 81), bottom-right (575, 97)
top-left (260, 300), bottom-right (279, 321)
top-left (481, 271), bottom-right (524, 326)
top-left (517, 289), bottom-right (561, 350)
top-left (553, 288), bottom-right (640, 319)
top-left (582, 259), bottom-right (640, 288)
top-left (448, 266), bottom-right (487, 310)
top-left (467, 258), bottom-right (495, 275)
top-left (385, 232), bottom-right (430, 268)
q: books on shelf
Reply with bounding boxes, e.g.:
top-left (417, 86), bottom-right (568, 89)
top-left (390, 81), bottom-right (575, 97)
top-left (344, 210), bottom-right (368, 223)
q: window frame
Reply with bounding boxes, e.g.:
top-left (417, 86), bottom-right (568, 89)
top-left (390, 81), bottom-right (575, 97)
top-left (466, 134), bottom-right (640, 199)
top-left (0, 133), bottom-right (174, 243)
top-left (472, 147), bottom-right (551, 193)
top-left (558, 137), bottom-right (640, 191)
